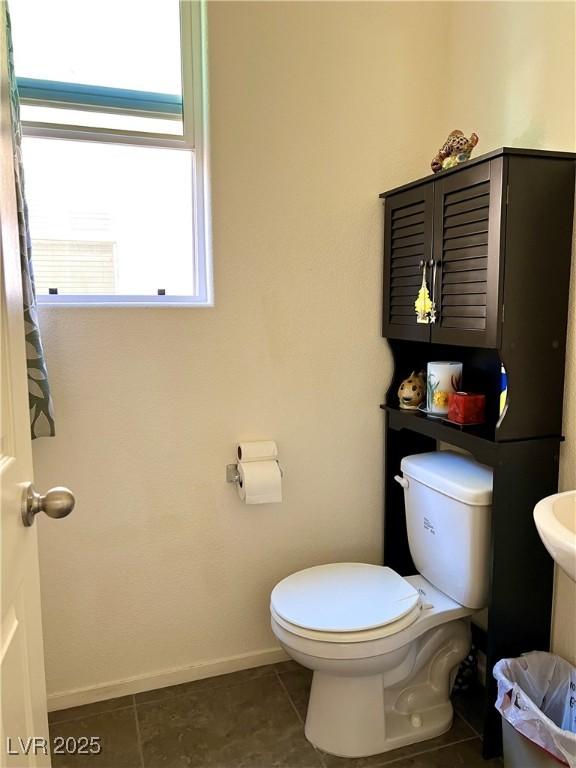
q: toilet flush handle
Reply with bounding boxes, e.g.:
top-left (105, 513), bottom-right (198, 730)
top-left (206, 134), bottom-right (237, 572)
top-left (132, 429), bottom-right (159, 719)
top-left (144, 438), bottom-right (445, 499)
top-left (394, 475), bottom-right (409, 489)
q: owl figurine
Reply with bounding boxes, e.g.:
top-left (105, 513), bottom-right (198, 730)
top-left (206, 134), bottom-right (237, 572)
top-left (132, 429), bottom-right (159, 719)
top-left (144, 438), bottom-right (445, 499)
top-left (397, 371), bottom-right (426, 410)
top-left (431, 130), bottom-right (479, 173)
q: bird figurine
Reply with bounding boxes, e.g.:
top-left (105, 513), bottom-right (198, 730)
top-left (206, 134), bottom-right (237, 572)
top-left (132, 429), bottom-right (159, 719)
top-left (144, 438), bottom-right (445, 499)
top-left (431, 130), bottom-right (479, 173)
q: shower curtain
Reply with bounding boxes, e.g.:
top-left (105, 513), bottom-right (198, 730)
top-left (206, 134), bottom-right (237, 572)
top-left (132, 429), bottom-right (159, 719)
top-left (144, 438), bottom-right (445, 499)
top-left (6, 7), bottom-right (55, 438)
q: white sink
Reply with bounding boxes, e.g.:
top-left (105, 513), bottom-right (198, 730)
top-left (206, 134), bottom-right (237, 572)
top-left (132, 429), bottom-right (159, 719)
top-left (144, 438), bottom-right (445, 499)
top-left (534, 490), bottom-right (576, 583)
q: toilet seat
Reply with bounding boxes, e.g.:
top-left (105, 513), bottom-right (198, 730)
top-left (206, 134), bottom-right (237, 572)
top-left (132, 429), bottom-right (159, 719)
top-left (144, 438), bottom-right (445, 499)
top-left (271, 602), bottom-right (422, 643)
top-left (271, 563), bottom-right (422, 642)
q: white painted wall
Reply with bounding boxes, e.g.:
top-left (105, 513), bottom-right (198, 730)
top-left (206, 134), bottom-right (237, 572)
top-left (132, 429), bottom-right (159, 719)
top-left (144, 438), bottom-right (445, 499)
top-left (32, 1), bottom-right (450, 703)
top-left (443, 1), bottom-right (576, 663)
top-left (32, 1), bottom-right (576, 702)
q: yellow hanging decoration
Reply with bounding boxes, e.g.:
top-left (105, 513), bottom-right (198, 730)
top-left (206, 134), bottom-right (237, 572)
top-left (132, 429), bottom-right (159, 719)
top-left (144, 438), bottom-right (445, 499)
top-left (415, 267), bottom-right (436, 324)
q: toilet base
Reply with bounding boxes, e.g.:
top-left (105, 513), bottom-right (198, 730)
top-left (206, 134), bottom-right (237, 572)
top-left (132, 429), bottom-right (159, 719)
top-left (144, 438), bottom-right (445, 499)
top-left (302, 621), bottom-right (470, 758)
top-left (305, 671), bottom-right (453, 758)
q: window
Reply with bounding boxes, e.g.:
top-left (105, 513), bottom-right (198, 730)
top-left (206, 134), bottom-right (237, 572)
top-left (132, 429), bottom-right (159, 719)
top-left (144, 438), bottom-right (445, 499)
top-left (10, 0), bottom-right (211, 306)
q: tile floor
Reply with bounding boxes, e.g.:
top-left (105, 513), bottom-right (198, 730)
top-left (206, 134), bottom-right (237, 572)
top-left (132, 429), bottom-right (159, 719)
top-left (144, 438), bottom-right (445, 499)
top-left (49, 662), bottom-right (503, 768)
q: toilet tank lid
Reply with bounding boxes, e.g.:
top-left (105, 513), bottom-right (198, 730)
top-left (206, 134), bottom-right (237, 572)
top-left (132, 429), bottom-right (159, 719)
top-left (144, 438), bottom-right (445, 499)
top-left (401, 451), bottom-right (493, 506)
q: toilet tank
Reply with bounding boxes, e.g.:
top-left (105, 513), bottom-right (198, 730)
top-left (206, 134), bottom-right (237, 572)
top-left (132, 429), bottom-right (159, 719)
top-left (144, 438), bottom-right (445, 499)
top-left (400, 451), bottom-right (493, 609)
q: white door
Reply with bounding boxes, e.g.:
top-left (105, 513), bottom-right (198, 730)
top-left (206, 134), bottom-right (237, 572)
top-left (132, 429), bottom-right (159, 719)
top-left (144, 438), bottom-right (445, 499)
top-left (0, 4), bottom-right (61, 764)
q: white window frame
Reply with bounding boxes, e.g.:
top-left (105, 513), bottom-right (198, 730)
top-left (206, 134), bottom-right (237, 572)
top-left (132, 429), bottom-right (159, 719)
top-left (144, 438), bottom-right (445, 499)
top-left (20, 0), bottom-right (212, 307)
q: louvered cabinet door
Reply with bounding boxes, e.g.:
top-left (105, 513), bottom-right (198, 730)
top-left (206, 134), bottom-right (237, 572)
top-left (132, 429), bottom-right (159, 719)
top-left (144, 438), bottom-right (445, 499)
top-left (382, 184), bottom-right (434, 341)
top-left (431, 159), bottom-right (504, 348)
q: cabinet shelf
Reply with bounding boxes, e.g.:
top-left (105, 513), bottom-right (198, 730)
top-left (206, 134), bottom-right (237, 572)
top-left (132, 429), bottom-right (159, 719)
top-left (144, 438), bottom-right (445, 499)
top-left (381, 404), bottom-right (563, 466)
top-left (381, 404), bottom-right (497, 459)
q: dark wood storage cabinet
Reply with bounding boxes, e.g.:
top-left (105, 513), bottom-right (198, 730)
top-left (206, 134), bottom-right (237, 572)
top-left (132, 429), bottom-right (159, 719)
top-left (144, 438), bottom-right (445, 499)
top-left (380, 148), bottom-right (576, 759)
top-left (383, 184), bottom-right (434, 342)
top-left (431, 159), bottom-right (503, 347)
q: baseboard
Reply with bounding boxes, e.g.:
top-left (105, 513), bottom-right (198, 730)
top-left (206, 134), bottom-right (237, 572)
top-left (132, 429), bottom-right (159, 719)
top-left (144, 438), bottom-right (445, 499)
top-left (47, 646), bottom-right (289, 712)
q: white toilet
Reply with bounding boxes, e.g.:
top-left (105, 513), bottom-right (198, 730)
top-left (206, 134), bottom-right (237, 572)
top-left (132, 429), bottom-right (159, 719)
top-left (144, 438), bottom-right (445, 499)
top-left (270, 451), bottom-right (493, 758)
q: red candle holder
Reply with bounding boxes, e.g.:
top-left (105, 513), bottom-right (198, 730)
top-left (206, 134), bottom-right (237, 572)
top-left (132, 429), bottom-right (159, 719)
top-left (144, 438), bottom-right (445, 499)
top-left (447, 392), bottom-right (486, 425)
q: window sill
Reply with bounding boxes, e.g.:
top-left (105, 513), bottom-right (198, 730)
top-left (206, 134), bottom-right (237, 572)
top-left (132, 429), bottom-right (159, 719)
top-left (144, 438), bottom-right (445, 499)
top-left (37, 296), bottom-right (214, 308)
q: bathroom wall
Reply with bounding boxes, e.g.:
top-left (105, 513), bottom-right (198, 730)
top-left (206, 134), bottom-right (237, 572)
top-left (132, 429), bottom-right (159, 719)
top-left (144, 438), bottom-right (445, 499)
top-left (32, 1), bottom-right (576, 703)
top-left (443, 1), bottom-right (576, 663)
top-left (32, 1), bottom-right (451, 704)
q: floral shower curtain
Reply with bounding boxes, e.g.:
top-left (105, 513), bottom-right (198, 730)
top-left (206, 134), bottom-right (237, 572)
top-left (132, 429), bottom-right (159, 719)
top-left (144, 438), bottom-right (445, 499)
top-left (6, 6), bottom-right (55, 438)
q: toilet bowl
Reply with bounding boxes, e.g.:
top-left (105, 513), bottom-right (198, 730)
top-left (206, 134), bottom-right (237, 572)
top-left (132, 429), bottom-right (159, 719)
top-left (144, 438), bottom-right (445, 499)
top-left (270, 451), bottom-right (493, 758)
top-left (271, 566), bottom-right (472, 757)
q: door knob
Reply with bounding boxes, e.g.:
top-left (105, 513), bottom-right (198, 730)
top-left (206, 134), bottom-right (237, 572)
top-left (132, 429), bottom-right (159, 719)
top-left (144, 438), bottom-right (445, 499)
top-left (22, 483), bottom-right (75, 527)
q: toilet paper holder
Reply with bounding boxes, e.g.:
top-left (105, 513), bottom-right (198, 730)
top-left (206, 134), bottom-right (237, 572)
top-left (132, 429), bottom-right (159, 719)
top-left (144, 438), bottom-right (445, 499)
top-left (226, 464), bottom-right (241, 484)
top-left (226, 463), bottom-right (283, 484)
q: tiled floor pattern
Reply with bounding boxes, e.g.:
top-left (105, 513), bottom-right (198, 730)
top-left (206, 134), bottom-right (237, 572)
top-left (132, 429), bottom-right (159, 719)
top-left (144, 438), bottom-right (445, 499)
top-left (49, 662), bottom-right (503, 768)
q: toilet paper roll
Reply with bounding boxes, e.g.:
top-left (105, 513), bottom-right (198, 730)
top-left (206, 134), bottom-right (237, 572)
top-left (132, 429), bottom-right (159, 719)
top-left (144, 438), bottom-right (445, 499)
top-left (237, 460), bottom-right (282, 504)
top-left (237, 441), bottom-right (278, 462)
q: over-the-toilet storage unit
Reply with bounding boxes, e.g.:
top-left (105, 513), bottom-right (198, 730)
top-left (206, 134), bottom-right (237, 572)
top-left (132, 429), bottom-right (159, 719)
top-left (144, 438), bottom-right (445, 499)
top-left (379, 147), bottom-right (576, 759)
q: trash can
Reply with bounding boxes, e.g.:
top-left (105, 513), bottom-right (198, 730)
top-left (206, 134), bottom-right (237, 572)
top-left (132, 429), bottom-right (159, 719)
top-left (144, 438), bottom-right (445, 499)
top-left (494, 652), bottom-right (576, 768)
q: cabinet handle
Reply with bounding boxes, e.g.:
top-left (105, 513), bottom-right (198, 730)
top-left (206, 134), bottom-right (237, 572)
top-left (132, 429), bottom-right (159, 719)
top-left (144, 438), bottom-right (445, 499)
top-left (429, 259), bottom-right (439, 324)
top-left (431, 260), bottom-right (440, 299)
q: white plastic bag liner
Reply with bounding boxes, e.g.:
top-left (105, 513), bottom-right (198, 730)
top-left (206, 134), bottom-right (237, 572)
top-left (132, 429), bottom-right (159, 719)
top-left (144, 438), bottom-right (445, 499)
top-left (494, 652), bottom-right (576, 767)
